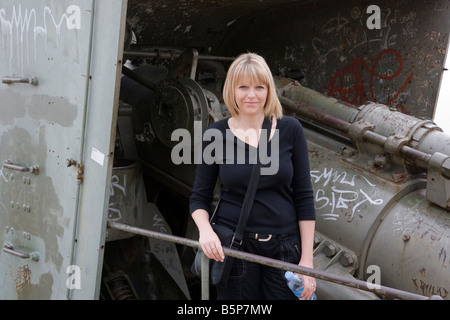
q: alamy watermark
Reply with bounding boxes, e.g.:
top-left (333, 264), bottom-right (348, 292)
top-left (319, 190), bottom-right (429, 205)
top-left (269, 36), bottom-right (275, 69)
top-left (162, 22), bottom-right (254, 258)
top-left (170, 121), bottom-right (280, 175)
top-left (366, 5), bottom-right (381, 30)
top-left (366, 264), bottom-right (381, 289)
top-left (66, 265), bottom-right (81, 290)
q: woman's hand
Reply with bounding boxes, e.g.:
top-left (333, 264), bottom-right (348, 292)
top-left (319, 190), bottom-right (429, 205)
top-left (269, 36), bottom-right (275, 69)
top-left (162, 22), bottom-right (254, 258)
top-left (297, 260), bottom-right (316, 300)
top-left (192, 208), bottom-right (225, 262)
top-left (199, 227), bottom-right (225, 262)
top-left (297, 220), bottom-right (316, 299)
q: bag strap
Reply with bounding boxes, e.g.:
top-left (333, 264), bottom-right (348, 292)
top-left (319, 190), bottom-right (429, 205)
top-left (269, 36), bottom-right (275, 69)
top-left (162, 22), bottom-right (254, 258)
top-left (231, 117), bottom-right (272, 248)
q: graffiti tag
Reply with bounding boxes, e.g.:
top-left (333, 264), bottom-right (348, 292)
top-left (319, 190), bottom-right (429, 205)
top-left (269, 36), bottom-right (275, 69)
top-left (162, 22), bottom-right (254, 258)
top-left (311, 167), bottom-right (384, 221)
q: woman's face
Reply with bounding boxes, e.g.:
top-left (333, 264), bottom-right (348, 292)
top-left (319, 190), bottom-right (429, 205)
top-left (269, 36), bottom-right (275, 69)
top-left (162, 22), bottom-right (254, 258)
top-left (234, 75), bottom-right (268, 117)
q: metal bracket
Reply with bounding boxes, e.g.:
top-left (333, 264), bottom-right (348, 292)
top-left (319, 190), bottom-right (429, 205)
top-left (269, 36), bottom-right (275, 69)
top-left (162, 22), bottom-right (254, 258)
top-left (426, 152), bottom-right (450, 210)
top-left (167, 48), bottom-right (199, 80)
top-left (347, 120), bottom-right (375, 143)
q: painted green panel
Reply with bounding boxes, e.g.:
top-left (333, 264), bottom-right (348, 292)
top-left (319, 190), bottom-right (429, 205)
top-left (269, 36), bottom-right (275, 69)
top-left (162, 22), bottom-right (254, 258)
top-left (0, 0), bottom-right (127, 299)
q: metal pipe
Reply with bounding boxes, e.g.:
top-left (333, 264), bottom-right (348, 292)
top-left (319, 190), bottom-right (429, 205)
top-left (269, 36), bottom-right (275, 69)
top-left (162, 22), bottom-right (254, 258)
top-left (123, 50), bottom-right (235, 62)
top-left (121, 65), bottom-right (157, 91)
top-left (276, 78), bottom-right (359, 123)
top-left (107, 220), bottom-right (441, 300)
top-left (201, 252), bottom-right (210, 300)
top-left (279, 95), bottom-right (351, 132)
top-left (279, 95), bottom-right (434, 172)
top-left (123, 50), bottom-right (173, 59)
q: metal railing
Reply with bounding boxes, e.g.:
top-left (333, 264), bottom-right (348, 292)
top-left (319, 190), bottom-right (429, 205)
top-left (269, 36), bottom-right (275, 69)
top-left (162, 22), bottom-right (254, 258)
top-left (107, 220), bottom-right (442, 300)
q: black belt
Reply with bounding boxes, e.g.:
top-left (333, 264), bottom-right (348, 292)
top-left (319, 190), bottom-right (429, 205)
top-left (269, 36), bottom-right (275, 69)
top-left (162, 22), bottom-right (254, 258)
top-left (246, 232), bottom-right (291, 242)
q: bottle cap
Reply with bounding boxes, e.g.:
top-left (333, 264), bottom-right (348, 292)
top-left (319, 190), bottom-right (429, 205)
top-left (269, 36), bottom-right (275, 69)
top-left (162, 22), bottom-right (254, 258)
top-left (285, 271), bottom-right (294, 280)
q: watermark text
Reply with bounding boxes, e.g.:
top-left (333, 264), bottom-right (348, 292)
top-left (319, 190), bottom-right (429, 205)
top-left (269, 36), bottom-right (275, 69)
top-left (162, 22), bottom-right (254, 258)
top-left (171, 121), bottom-right (279, 175)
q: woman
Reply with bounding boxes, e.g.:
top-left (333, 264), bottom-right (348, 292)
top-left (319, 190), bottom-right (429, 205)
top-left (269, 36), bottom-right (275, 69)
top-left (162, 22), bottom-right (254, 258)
top-left (189, 52), bottom-right (316, 300)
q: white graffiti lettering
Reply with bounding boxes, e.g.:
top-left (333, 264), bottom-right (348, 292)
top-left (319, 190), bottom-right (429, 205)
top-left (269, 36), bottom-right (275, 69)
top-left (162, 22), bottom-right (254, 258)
top-left (108, 174), bottom-right (127, 221)
top-left (0, 4), bottom-right (81, 76)
top-left (311, 167), bottom-right (383, 221)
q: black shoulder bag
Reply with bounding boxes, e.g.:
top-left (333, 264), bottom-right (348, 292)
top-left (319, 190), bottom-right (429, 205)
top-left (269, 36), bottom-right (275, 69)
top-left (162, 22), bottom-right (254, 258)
top-left (191, 117), bottom-right (272, 288)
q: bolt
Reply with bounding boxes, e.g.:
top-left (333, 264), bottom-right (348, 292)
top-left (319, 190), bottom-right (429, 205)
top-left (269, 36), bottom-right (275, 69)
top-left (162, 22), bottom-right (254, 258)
top-left (313, 235), bottom-right (321, 248)
top-left (392, 170), bottom-right (405, 182)
top-left (374, 155), bottom-right (387, 168)
top-left (30, 252), bottom-right (39, 261)
top-left (340, 252), bottom-right (354, 267)
top-left (324, 243), bottom-right (337, 257)
top-left (342, 148), bottom-right (354, 158)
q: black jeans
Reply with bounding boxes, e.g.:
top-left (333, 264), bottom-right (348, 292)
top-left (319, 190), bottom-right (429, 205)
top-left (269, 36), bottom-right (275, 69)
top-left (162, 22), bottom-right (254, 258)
top-left (217, 232), bottom-right (301, 300)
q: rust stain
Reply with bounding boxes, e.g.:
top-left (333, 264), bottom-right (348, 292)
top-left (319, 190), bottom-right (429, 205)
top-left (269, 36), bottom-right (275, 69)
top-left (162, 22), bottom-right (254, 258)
top-left (15, 264), bottom-right (31, 293)
top-left (438, 247), bottom-right (447, 268)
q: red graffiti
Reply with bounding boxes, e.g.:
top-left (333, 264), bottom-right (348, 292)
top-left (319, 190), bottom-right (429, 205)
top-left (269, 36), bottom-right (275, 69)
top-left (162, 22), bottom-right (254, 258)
top-left (324, 49), bottom-right (414, 111)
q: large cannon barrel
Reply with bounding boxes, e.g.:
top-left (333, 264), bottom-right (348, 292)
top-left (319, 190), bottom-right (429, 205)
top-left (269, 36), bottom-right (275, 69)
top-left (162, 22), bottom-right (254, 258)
top-left (275, 78), bottom-right (450, 299)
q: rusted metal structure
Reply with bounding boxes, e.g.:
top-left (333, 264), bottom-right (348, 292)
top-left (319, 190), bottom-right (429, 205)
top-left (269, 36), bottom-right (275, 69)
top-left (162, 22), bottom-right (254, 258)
top-left (0, 0), bottom-right (449, 300)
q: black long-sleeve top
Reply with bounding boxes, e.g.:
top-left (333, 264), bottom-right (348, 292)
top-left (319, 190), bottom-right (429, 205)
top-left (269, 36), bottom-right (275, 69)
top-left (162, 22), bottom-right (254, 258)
top-left (189, 115), bottom-right (315, 235)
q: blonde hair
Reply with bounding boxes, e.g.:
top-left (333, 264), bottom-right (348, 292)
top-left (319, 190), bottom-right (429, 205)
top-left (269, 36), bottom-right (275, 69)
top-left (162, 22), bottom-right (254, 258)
top-left (223, 52), bottom-right (283, 119)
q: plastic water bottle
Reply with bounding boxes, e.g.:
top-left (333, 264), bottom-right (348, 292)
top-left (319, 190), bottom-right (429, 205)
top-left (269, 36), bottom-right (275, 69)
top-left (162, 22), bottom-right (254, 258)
top-left (285, 271), bottom-right (317, 300)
